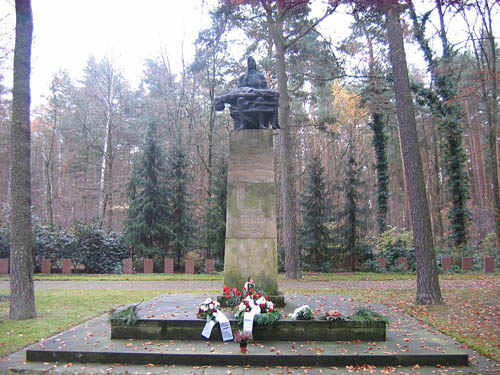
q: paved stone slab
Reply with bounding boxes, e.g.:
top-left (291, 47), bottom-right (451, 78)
top-left (2, 293), bottom-right (499, 374)
top-left (23, 294), bottom-right (469, 366)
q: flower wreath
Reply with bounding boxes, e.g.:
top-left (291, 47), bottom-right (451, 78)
top-left (197, 298), bottom-right (220, 321)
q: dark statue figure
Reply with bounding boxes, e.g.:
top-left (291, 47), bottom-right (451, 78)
top-left (215, 56), bottom-right (280, 130)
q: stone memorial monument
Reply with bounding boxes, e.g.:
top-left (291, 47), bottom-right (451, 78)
top-left (216, 57), bottom-right (280, 298)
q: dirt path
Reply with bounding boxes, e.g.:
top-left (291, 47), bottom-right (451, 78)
top-left (0, 278), bottom-right (498, 290)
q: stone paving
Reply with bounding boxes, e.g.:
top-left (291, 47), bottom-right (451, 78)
top-left (1, 293), bottom-right (499, 375)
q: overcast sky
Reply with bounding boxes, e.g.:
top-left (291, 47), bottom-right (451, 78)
top-left (1, 0), bottom-right (496, 109)
top-left (1, 0), bottom-right (214, 106)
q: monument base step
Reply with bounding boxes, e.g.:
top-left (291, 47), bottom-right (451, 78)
top-left (110, 318), bottom-right (386, 341)
top-left (26, 342), bottom-right (468, 367)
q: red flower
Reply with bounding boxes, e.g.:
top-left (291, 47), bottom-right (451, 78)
top-left (223, 286), bottom-right (230, 295)
top-left (265, 296), bottom-right (269, 300)
top-left (232, 287), bottom-right (237, 293)
top-left (236, 290), bottom-right (241, 296)
top-left (269, 308), bottom-right (274, 312)
top-left (250, 288), bottom-right (254, 293)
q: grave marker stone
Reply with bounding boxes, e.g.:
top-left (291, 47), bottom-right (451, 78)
top-left (123, 259), bottom-right (133, 274)
top-left (164, 257), bottom-right (174, 273)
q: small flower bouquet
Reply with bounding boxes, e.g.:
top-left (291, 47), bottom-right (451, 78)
top-left (197, 298), bottom-right (220, 321)
top-left (233, 330), bottom-right (253, 353)
top-left (289, 304), bottom-right (314, 320)
top-left (320, 309), bottom-right (345, 321)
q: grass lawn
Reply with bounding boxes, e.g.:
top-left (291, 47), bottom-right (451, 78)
top-left (0, 271), bottom-right (495, 282)
top-left (0, 289), bottom-right (166, 357)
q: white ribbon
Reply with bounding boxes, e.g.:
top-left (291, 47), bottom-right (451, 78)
top-left (201, 310), bottom-right (234, 341)
top-left (201, 319), bottom-right (216, 339)
top-left (216, 310), bottom-right (233, 341)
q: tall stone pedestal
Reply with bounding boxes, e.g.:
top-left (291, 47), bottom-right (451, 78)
top-left (224, 130), bottom-right (278, 296)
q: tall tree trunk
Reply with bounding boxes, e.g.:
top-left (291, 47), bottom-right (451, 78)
top-left (99, 113), bottom-right (112, 229)
top-left (10, 0), bottom-right (36, 319)
top-left (385, 4), bottom-right (442, 305)
top-left (267, 7), bottom-right (301, 279)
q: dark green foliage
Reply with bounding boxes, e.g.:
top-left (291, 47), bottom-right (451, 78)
top-left (409, 6), bottom-right (469, 249)
top-left (369, 112), bottom-right (389, 234)
top-left (124, 122), bottom-right (170, 258)
top-left (109, 303), bottom-right (140, 326)
top-left (70, 222), bottom-right (128, 274)
top-left (164, 137), bottom-right (196, 268)
top-left (0, 221), bottom-right (128, 273)
top-left (201, 161), bottom-right (228, 264)
top-left (237, 311), bottom-right (282, 328)
top-left (295, 307), bottom-right (314, 320)
top-left (352, 307), bottom-right (389, 325)
top-left (377, 227), bottom-right (415, 272)
top-left (298, 155), bottom-right (333, 271)
top-left (335, 151), bottom-right (371, 271)
top-left (0, 226), bottom-right (9, 258)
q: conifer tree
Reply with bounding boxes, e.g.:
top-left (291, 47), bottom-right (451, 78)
top-left (335, 145), bottom-right (370, 271)
top-left (202, 160), bottom-right (227, 264)
top-left (124, 121), bottom-right (170, 257)
top-left (299, 154), bottom-right (332, 271)
top-left (164, 136), bottom-right (196, 268)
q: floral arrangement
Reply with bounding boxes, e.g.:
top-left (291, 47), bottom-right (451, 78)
top-left (222, 279), bottom-right (281, 326)
top-left (320, 309), bottom-right (345, 321)
top-left (289, 304), bottom-right (314, 320)
top-left (197, 298), bottom-right (220, 321)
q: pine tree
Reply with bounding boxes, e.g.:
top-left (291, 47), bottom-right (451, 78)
top-left (124, 122), bottom-right (170, 257)
top-left (164, 136), bottom-right (195, 269)
top-left (202, 160), bottom-right (227, 264)
top-left (298, 155), bottom-right (333, 271)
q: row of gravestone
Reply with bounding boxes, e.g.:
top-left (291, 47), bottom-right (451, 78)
top-left (0, 257), bottom-right (217, 274)
top-left (121, 258), bottom-right (216, 274)
top-left (0, 256), bottom-right (495, 274)
top-left (376, 256), bottom-right (496, 272)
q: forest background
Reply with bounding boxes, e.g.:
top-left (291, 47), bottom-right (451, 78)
top-left (0, 0), bottom-right (499, 274)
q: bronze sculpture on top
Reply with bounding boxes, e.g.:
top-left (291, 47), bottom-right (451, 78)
top-left (215, 56), bottom-right (280, 130)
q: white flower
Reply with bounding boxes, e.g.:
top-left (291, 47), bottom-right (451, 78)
top-left (203, 298), bottom-right (212, 305)
top-left (200, 305), bottom-right (208, 312)
top-left (256, 296), bottom-right (266, 305)
top-left (251, 305), bottom-right (261, 315)
top-left (208, 303), bottom-right (214, 309)
top-left (266, 301), bottom-right (274, 309)
top-left (289, 304), bottom-right (311, 319)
